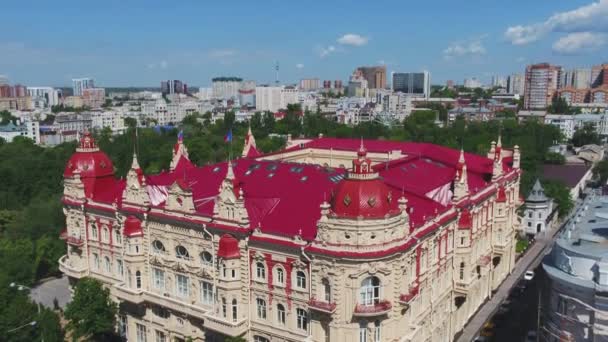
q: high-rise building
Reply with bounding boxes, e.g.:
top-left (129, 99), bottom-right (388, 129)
top-left (212, 77), bottom-right (242, 100)
top-left (161, 80), bottom-right (187, 95)
top-left (82, 88), bottom-right (106, 108)
top-left (347, 70), bottom-right (369, 97)
top-left (573, 68), bottom-right (592, 89)
top-left (238, 81), bottom-right (256, 107)
top-left (72, 78), bottom-right (95, 96)
top-left (0, 75), bottom-right (8, 85)
top-left (524, 63), bottom-right (562, 109)
top-left (591, 64), bottom-right (608, 88)
top-left (322, 80), bottom-right (331, 89)
top-left (491, 76), bottom-right (507, 88)
top-left (507, 74), bottom-right (525, 95)
top-left (27, 87), bottom-right (61, 107)
top-left (299, 78), bottom-right (320, 91)
top-left (355, 66), bottom-right (387, 89)
top-left (391, 71), bottom-right (431, 98)
top-left (560, 69), bottom-right (574, 89)
top-left (255, 85), bottom-right (299, 112)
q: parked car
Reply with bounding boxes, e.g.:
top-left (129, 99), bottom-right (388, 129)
top-left (524, 270), bottom-right (535, 281)
top-left (526, 330), bottom-right (537, 341)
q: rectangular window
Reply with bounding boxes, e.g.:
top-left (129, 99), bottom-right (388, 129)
top-left (374, 322), bottom-right (381, 342)
top-left (153, 268), bottom-right (165, 290)
top-left (118, 315), bottom-right (128, 337)
top-left (91, 225), bottom-right (98, 240)
top-left (136, 324), bottom-right (147, 342)
top-left (296, 308), bottom-right (308, 331)
top-left (201, 281), bottom-right (214, 305)
top-left (92, 253), bottom-right (99, 269)
top-left (116, 259), bottom-right (124, 278)
top-left (360, 324), bottom-right (367, 342)
top-left (176, 274), bottom-right (189, 298)
top-left (256, 298), bottom-right (267, 319)
top-left (155, 330), bottom-right (166, 342)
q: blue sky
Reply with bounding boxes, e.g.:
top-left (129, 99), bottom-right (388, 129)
top-left (1, 0), bottom-right (607, 87)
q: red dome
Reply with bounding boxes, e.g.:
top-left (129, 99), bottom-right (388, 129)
top-left (331, 178), bottom-right (394, 218)
top-left (217, 234), bottom-right (240, 259)
top-left (123, 216), bottom-right (143, 237)
top-left (63, 132), bottom-right (114, 179)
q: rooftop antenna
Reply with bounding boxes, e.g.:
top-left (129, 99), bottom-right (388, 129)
top-left (275, 61), bottom-right (280, 85)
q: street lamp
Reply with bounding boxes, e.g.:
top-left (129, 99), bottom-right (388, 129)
top-left (7, 320), bottom-right (37, 333)
top-left (9, 282), bottom-right (43, 342)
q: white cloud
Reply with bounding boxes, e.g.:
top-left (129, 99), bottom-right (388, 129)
top-left (296, 63), bottom-right (304, 69)
top-left (443, 38), bottom-right (486, 59)
top-left (505, 0), bottom-right (608, 45)
top-left (318, 45), bottom-right (336, 58)
top-left (337, 33), bottom-right (368, 46)
top-left (552, 32), bottom-right (608, 54)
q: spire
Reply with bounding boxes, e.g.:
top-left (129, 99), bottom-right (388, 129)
top-left (226, 161), bottom-right (235, 181)
top-left (242, 124), bottom-right (259, 158)
top-left (492, 135), bottom-right (503, 181)
top-left (513, 145), bottom-right (521, 169)
top-left (170, 132), bottom-right (190, 171)
top-left (214, 161), bottom-right (249, 226)
top-left (453, 149), bottom-right (469, 202)
top-left (123, 148), bottom-right (149, 205)
top-left (130, 150), bottom-right (140, 171)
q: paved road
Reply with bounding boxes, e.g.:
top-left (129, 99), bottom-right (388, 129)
top-left (31, 275), bottom-right (71, 310)
top-left (456, 221), bottom-right (565, 342)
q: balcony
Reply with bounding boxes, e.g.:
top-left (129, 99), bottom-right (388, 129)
top-left (399, 283), bottom-right (419, 307)
top-left (203, 314), bottom-right (248, 337)
top-left (353, 300), bottom-right (392, 317)
top-left (111, 283), bottom-right (145, 304)
top-left (308, 298), bottom-right (337, 314)
top-left (58, 255), bottom-right (88, 278)
top-left (65, 236), bottom-right (84, 246)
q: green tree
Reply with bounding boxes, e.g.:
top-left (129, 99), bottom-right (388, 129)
top-left (124, 117), bottom-right (137, 129)
top-left (547, 94), bottom-right (571, 114)
top-left (64, 278), bottom-right (118, 341)
top-left (572, 122), bottom-right (600, 146)
top-left (593, 160), bottom-right (608, 185)
top-left (542, 180), bottom-right (574, 218)
top-left (544, 152), bottom-right (566, 165)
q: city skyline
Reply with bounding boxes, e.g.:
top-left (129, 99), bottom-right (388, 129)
top-left (1, 0), bottom-right (608, 87)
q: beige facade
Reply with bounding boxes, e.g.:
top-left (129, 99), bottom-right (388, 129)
top-left (59, 135), bottom-right (521, 342)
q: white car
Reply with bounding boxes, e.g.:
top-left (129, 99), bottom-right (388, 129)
top-left (524, 270), bottom-right (535, 281)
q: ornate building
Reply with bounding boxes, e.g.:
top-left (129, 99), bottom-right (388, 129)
top-left (59, 130), bottom-right (522, 342)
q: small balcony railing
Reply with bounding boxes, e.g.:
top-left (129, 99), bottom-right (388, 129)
top-left (65, 236), bottom-right (84, 246)
top-left (399, 283), bottom-right (419, 306)
top-left (353, 300), bottom-right (392, 317)
top-left (308, 298), bottom-right (337, 314)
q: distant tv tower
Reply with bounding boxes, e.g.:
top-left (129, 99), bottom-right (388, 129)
top-left (275, 61), bottom-right (280, 85)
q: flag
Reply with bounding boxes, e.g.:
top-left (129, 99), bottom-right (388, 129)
top-left (178, 130), bottom-right (184, 142)
top-left (224, 129), bottom-right (233, 143)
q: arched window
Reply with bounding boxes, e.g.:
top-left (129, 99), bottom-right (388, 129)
top-left (175, 245), bottom-right (190, 260)
top-left (275, 267), bottom-right (285, 285)
top-left (296, 308), bottom-right (308, 331)
top-left (200, 251), bottom-right (213, 267)
top-left (152, 240), bottom-right (165, 254)
top-left (256, 262), bottom-right (266, 280)
top-left (114, 229), bottom-right (122, 245)
top-left (102, 227), bottom-right (109, 242)
top-left (104, 256), bottom-right (111, 273)
top-left (232, 299), bottom-right (238, 322)
top-left (322, 278), bottom-right (331, 302)
top-left (459, 262), bottom-right (465, 280)
top-left (359, 276), bottom-right (380, 306)
top-left (277, 304), bottom-right (286, 325)
top-left (256, 298), bottom-right (267, 319)
top-left (296, 271), bottom-right (307, 289)
top-left (135, 270), bottom-right (141, 289)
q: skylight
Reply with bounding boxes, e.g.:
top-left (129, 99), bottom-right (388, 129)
top-left (212, 166), bottom-right (221, 173)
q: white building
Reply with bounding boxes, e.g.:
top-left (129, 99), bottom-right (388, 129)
top-left (255, 86), bottom-right (299, 112)
top-left (0, 119), bottom-right (40, 144)
top-left (464, 77), bottom-right (482, 89)
top-left (573, 68), bottom-right (592, 89)
top-left (545, 114), bottom-right (576, 139)
top-left (91, 111), bottom-right (127, 134)
top-left (212, 78), bottom-right (242, 100)
top-left (507, 74), bottom-right (525, 96)
top-left (196, 87), bottom-right (213, 101)
top-left (72, 78), bottom-right (95, 96)
top-left (522, 180), bottom-right (553, 236)
top-left (141, 100), bottom-right (199, 125)
top-left (27, 87), bottom-right (60, 108)
top-left (574, 113), bottom-right (608, 136)
top-left (491, 76), bottom-right (507, 88)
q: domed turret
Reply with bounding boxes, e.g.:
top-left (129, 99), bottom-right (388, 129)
top-left (331, 141), bottom-right (395, 219)
top-left (64, 131), bottom-right (114, 179)
top-left (217, 234), bottom-right (241, 259)
top-left (123, 215), bottom-right (143, 237)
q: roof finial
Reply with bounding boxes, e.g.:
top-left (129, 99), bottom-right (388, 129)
top-left (458, 148), bottom-right (465, 164)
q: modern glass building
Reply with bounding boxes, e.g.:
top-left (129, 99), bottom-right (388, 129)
top-left (391, 71), bottom-right (430, 98)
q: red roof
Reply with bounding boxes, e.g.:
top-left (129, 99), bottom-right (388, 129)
top-left (245, 145), bottom-right (261, 158)
top-left (124, 215), bottom-right (143, 237)
top-left (332, 177), bottom-right (396, 218)
top-left (217, 234), bottom-right (241, 259)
